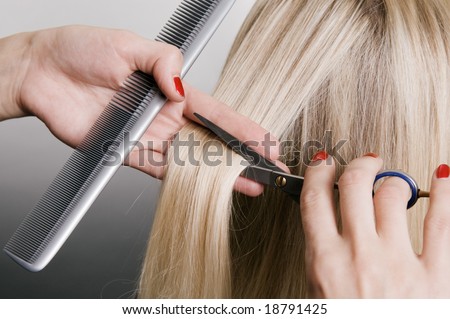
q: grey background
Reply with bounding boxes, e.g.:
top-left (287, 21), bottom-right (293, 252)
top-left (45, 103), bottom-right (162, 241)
top-left (0, 0), bottom-right (255, 298)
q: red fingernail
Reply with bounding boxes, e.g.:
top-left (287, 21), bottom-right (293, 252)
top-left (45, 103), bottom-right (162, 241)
top-left (312, 151), bottom-right (328, 162)
top-left (174, 76), bottom-right (185, 97)
top-left (364, 152), bottom-right (378, 158)
top-left (436, 164), bottom-right (450, 179)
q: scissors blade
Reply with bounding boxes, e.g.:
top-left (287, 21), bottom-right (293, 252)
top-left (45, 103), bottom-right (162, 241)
top-left (243, 166), bottom-right (274, 186)
top-left (194, 113), bottom-right (282, 171)
top-left (195, 113), bottom-right (302, 202)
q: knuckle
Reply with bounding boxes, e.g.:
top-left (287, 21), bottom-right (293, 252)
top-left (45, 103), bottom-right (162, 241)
top-left (433, 184), bottom-right (450, 202)
top-left (114, 29), bottom-right (138, 44)
top-left (170, 46), bottom-right (183, 62)
top-left (118, 29), bottom-right (136, 38)
top-left (300, 187), bottom-right (326, 210)
top-left (306, 247), bottom-right (335, 278)
top-left (207, 108), bottom-right (223, 127)
top-left (112, 30), bottom-right (142, 59)
top-left (352, 254), bottom-right (382, 296)
top-left (374, 182), bottom-right (409, 203)
top-left (353, 254), bottom-right (376, 275)
top-left (306, 247), bottom-right (348, 298)
top-left (425, 213), bottom-right (450, 233)
top-left (158, 43), bottom-right (183, 62)
top-left (338, 168), bottom-right (368, 188)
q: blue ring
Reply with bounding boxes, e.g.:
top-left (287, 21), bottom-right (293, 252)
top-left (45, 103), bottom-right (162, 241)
top-left (373, 171), bottom-right (418, 209)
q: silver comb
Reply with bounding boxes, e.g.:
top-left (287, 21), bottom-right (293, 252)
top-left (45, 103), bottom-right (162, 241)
top-left (4, 0), bottom-right (236, 272)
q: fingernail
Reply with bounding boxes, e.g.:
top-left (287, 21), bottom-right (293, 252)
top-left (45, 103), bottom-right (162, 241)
top-left (364, 152), bottom-right (379, 158)
top-left (174, 76), bottom-right (185, 97)
top-left (436, 164), bottom-right (450, 179)
top-left (312, 150), bottom-right (328, 162)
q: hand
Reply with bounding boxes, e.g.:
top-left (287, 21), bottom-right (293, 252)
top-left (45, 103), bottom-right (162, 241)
top-left (0, 26), bottom-right (281, 196)
top-left (300, 153), bottom-right (450, 298)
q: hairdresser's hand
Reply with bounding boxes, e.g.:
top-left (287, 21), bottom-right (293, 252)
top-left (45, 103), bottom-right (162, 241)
top-left (1, 26), bottom-right (185, 135)
top-left (300, 153), bottom-right (450, 298)
top-left (0, 26), bottom-right (279, 196)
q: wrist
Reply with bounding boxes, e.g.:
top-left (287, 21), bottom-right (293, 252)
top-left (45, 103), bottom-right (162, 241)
top-left (0, 32), bottom-right (34, 121)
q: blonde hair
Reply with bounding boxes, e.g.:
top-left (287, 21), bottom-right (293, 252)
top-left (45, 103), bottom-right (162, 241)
top-left (139, 0), bottom-right (450, 298)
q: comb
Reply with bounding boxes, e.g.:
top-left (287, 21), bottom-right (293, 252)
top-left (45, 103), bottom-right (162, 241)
top-left (4, 0), bottom-right (236, 272)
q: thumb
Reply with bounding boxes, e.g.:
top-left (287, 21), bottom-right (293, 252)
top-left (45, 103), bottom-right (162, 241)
top-left (126, 35), bottom-right (185, 102)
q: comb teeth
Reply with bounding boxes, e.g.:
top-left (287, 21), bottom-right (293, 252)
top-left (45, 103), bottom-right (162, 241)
top-left (5, 0), bottom-right (234, 271)
top-left (5, 72), bottom-right (158, 263)
top-left (5, 103), bottom-right (139, 263)
top-left (157, 0), bottom-right (218, 53)
top-left (108, 71), bottom-right (157, 117)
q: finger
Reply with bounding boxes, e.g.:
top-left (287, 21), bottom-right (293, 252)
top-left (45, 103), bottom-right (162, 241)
top-left (234, 159), bottom-right (290, 197)
top-left (234, 177), bottom-right (264, 197)
top-left (151, 46), bottom-right (185, 102)
top-left (373, 176), bottom-right (411, 245)
top-left (300, 151), bottom-right (339, 247)
top-left (422, 164), bottom-right (450, 263)
top-left (139, 101), bottom-right (187, 154)
top-left (338, 154), bottom-right (383, 239)
top-left (183, 84), bottom-right (280, 162)
top-left (125, 148), bottom-right (166, 179)
top-left (120, 34), bottom-right (185, 102)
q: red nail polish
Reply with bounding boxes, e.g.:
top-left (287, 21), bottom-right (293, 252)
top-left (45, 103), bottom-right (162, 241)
top-left (364, 152), bottom-right (379, 158)
top-left (174, 76), bottom-right (185, 97)
top-left (312, 151), bottom-right (328, 162)
top-left (436, 164), bottom-right (450, 179)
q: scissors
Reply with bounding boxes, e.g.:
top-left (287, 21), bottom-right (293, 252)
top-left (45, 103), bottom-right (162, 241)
top-left (194, 113), bottom-right (429, 209)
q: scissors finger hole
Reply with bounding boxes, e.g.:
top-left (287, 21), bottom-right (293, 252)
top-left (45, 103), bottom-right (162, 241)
top-left (373, 171), bottom-right (418, 209)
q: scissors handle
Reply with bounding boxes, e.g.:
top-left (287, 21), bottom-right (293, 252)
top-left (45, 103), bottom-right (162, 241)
top-left (272, 169), bottom-right (425, 209)
top-left (373, 170), bottom-right (424, 209)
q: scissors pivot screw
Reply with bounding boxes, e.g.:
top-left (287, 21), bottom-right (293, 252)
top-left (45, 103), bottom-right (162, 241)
top-left (275, 176), bottom-right (287, 188)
